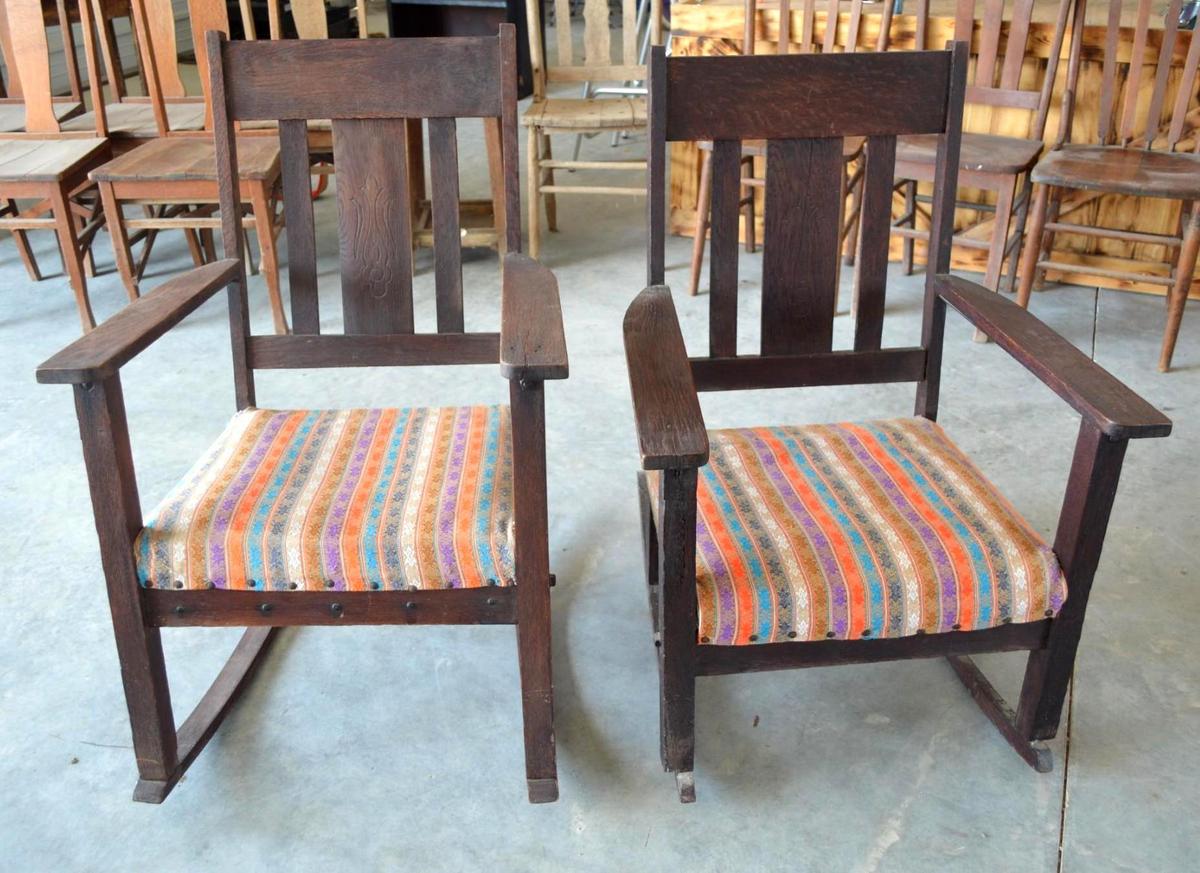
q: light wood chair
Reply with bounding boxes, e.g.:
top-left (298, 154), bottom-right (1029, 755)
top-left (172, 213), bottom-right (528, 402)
top-left (892, 0), bottom-right (1077, 329)
top-left (0, 0), bottom-right (110, 330)
top-left (631, 40), bottom-right (1172, 802)
top-left (37, 25), bottom-right (568, 805)
top-left (87, 0), bottom-right (287, 332)
top-left (0, 0), bottom-right (87, 131)
top-left (522, 0), bottom-right (663, 259)
top-left (1016, 0), bottom-right (1200, 372)
top-left (687, 0), bottom-right (900, 297)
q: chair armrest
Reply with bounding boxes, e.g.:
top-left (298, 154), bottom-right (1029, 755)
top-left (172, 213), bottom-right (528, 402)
top-left (933, 273), bottom-right (1172, 440)
top-left (500, 253), bottom-right (568, 381)
top-left (623, 286), bottom-right (709, 470)
top-left (36, 259), bottom-right (242, 385)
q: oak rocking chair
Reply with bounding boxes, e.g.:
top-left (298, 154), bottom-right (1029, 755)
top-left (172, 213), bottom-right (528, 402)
top-left (36, 26), bottom-right (568, 804)
top-left (628, 42), bottom-right (1172, 802)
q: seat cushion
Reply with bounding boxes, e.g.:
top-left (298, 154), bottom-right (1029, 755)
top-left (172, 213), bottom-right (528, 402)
top-left (651, 418), bottom-right (1066, 645)
top-left (135, 406), bottom-right (515, 592)
top-left (522, 96), bottom-right (647, 130)
top-left (1031, 144), bottom-right (1200, 200)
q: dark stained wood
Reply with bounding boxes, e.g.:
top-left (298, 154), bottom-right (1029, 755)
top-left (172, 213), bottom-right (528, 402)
top-left (948, 654), bottom-right (1053, 772)
top-left (223, 37), bottom-right (503, 120)
top-left (134, 627), bottom-right (277, 802)
top-left (623, 286), bottom-right (709, 471)
top-left (647, 43), bottom-right (667, 286)
top-left (933, 274), bottom-right (1173, 440)
top-left (689, 348), bottom-right (927, 392)
top-left (500, 253), bottom-right (568, 381)
top-left (1017, 420), bottom-right (1127, 740)
top-left (509, 380), bottom-right (558, 802)
top-left (695, 620), bottom-right (1050, 675)
top-left (146, 588), bottom-right (516, 626)
top-left (853, 135), bottom-right (897, 351)
top-left (428, 117), bottom-right (465, 332)
top-left (246, 333), bottom-right (501, 370)
top-left (663, 52), bottom-right (951, 141)
top-left (498, 24), bottom-right (521, 254)
top-left (333, 118), bottom-right (414, 335)
top-left (73, 376), bottom-right (177, 784)
top-left (761, 136), bottom-right (842, 355)
top-left (707, 139), bottom-right (741, 357)
top-left (279, 118), bottom-right (320, 334)
top-left (36, 259), bottom-right (241, 384)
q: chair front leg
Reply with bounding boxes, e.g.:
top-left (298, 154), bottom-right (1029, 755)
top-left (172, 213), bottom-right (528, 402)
top-left (1017, 419), bottom-right (1128, 742)
top-left (509, 378), bottom-right (558, 802)
top-left (658, 466), bottom-right (699, 802)
top-left (73, 375), bottom-right (179, 789)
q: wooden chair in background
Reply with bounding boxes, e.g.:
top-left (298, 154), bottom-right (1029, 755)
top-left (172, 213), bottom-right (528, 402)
top-left (1017, 0), bottom-right (1200, 372)
top-left (687, 0), bottom-right (899, 297)
top-left (629, 42), bottom-right (1171, 802)
top-left (87, 0), bottom-right (288, 332)
top-left (0, 0), bottom-right (87, 131)
top-left (36, 24), bottom-right (568, 804)
top-left (522, 0), bottom-right (662, 259)
top-left (0, 0), bottom-right (110, 330)
top-left (892, 0), bottom-right (1076, 331)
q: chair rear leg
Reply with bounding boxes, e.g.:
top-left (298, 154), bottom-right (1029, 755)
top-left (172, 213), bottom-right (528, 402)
top-left (98, 183), bottom-right (140, 301)
top-left (688, 150), bottom-right (713, 297)
top-left (6, 199), bottom-right (43, 282)
top-left (1002, 173), bottom-right (1033, 295)
top-left (250, 182), bottom-right (289, 335)
top-left (51, 183), bottom-right (96, 331)
top-left (540, 133), bottom-right (557, 233)
top-left (973, 178), bottom-right (1016, 342)
top-left (1159, 202), bottom-right (1199, 373)
top-left (516, 593), bottom-right (558, 803)
top-left (1016, 183), bottom-right (1051, 309)
top-left (948, 655), bottom-right (1052, 772)
top-left (901, 180), bottom-right (916, 275)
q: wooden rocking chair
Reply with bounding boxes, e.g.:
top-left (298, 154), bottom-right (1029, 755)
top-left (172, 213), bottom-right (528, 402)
top-left (628, 41), bottom-right (1172, 802)
top-left (36, 25), bottom-right (568, 804)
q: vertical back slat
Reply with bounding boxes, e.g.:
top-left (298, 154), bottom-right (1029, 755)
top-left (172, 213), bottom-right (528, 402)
top-left (708, 140), bottom-right (742, 358)
top-left (332, 118), bottom-right (414, 335)
top-left (823, 0), bottom-right (839, 53)
top-left (915, 0), bottom-right (929, 50)
top-left (846, 0), bottom-right (863, 53)
top-left (743, 0), bottom-right (756, 54)
top-left (647, 45), bottom-right (667, 284)
top-left (760, 137), bottom-right (843, 355)
top-left (1098, 0), bottom-right (1122, 143)
top-left (800, 0), bottom-right (815, 52)
top-left (6, 0), bottom-right (56, 132)
top-left (290, 0), bottom-right (329, 38)
top-left (189, 0), bottom-right (230, 130)
top-left (583, 0), bottom-right (611, 65)
top-left (500, 24), bottom-right (522, 253)
top-left (974, 0), bottom-right (1005, 88)
top-left (428, 117), bottom-right (465, 333)
top-left (999, 0), bottom-right (1035, 90)
top-left (852, 134), bottom-right (897, 351)
top-left (778, 0), bottom-right (791, 54)
top-left (1144, 0), bottom-right (1182, 149)
top-left (554, 0), bottom-right (572, 66)
top-left (140, 0), bottom-right (186, 97)
top-left (1168, 24), bottom-right (1200, 151)
top-left (875, 0), bottom-right (894, 50)
top-left (953, 0), bottom-right (975, 44)
top-left (622, 0), bottom-right (637, 64)
top-left (1118, 0), bottom-right (1152, 145)
top-left (279, 119), bottom-right (320, 333)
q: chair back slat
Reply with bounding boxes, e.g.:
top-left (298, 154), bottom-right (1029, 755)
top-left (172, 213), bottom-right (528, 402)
top-left (291, 0), bottom-right (330, 38)
top-left (332, 117), bottom-right (415, 335)
top-left (211, 30), bottom-right (520, 351)
top-left (582, 0), bottom-right (611, 66)
top-left (622, 0), bottom-right (637, 64)
top-left (743, 0), bottom-right (756, 54)
top-left (778, 0), bottom-right (791, 54)
top-left (708, 139), bottom-right (742, 357)
top-left (800, 0), bottom-right (816, 52)
top-left (1097, 0), bottom-right (1122, 142)
top-left (1117, 0), bottom-right (1154, 144)
top-left (650, 47), bottom-right (963, 365)
top-left (278, 118), bottom-right (321, 333)
top-left (5, 0), bottom-right (57, 132)
top-left (972, 0), bottom-right (1005, 87)
top-left (823, 0), bottom-right (866, 53)
top-left (874, 0), bottom-right (895, 52)
top-left (1144, 0), bottom-right (1182, 149)
top-left (553, 0), bottom-right (573, 67)
top-left (189, 0), bottom-right (231, 130)
top-left (852, 134), bottom-right (897, 351)
top-left (761, 136), bottom-right (843, 355)
top-left (1167, 26), bottom-right (1200, 152)
top-left (998, 0), bottom-right (1035, 89)
top-left (428, 116), bottom-right (465, 332)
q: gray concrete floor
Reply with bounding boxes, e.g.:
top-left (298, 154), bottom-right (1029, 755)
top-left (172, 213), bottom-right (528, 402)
top-left (1, 112), bottom-right (1196, 872)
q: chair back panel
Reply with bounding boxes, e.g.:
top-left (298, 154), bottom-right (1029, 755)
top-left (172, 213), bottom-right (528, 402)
top-left (649, 47), bottom-right (966, 361)
top-left (129, 0), bottom-right (188, 99)
top-left (531, 0), bottom-right (662, 89)
top-left (211, 29), bottom-right (521, 348)
top-left (1093, 0), bottom-right (1200, 151)
top-left (952, 0), bottom-right (1073, 138)
top-left (3, 0), bottom-right (58, 131)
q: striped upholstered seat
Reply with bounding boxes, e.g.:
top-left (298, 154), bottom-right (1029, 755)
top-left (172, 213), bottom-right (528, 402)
top-left (135, 407), bottom-right (515, 592)
top-left (652, 418), bottom-right (1066, 646)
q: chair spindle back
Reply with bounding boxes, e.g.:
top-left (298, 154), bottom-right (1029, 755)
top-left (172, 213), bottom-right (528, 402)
top-left (528, 0), bottom-right (662, 94)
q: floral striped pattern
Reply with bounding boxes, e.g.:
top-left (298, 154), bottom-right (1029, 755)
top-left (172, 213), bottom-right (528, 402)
top-left (660, 418), bottom-right (1066, 645)
top-left (134, 406), bottom-right (515, 592)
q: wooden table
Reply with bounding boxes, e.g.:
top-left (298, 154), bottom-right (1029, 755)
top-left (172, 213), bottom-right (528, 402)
top-left (668, 0), bottom-right (1199, 298)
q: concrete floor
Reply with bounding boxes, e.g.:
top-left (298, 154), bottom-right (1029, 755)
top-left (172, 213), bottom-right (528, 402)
top-left (0, 112), bottom-right (1196, 872)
